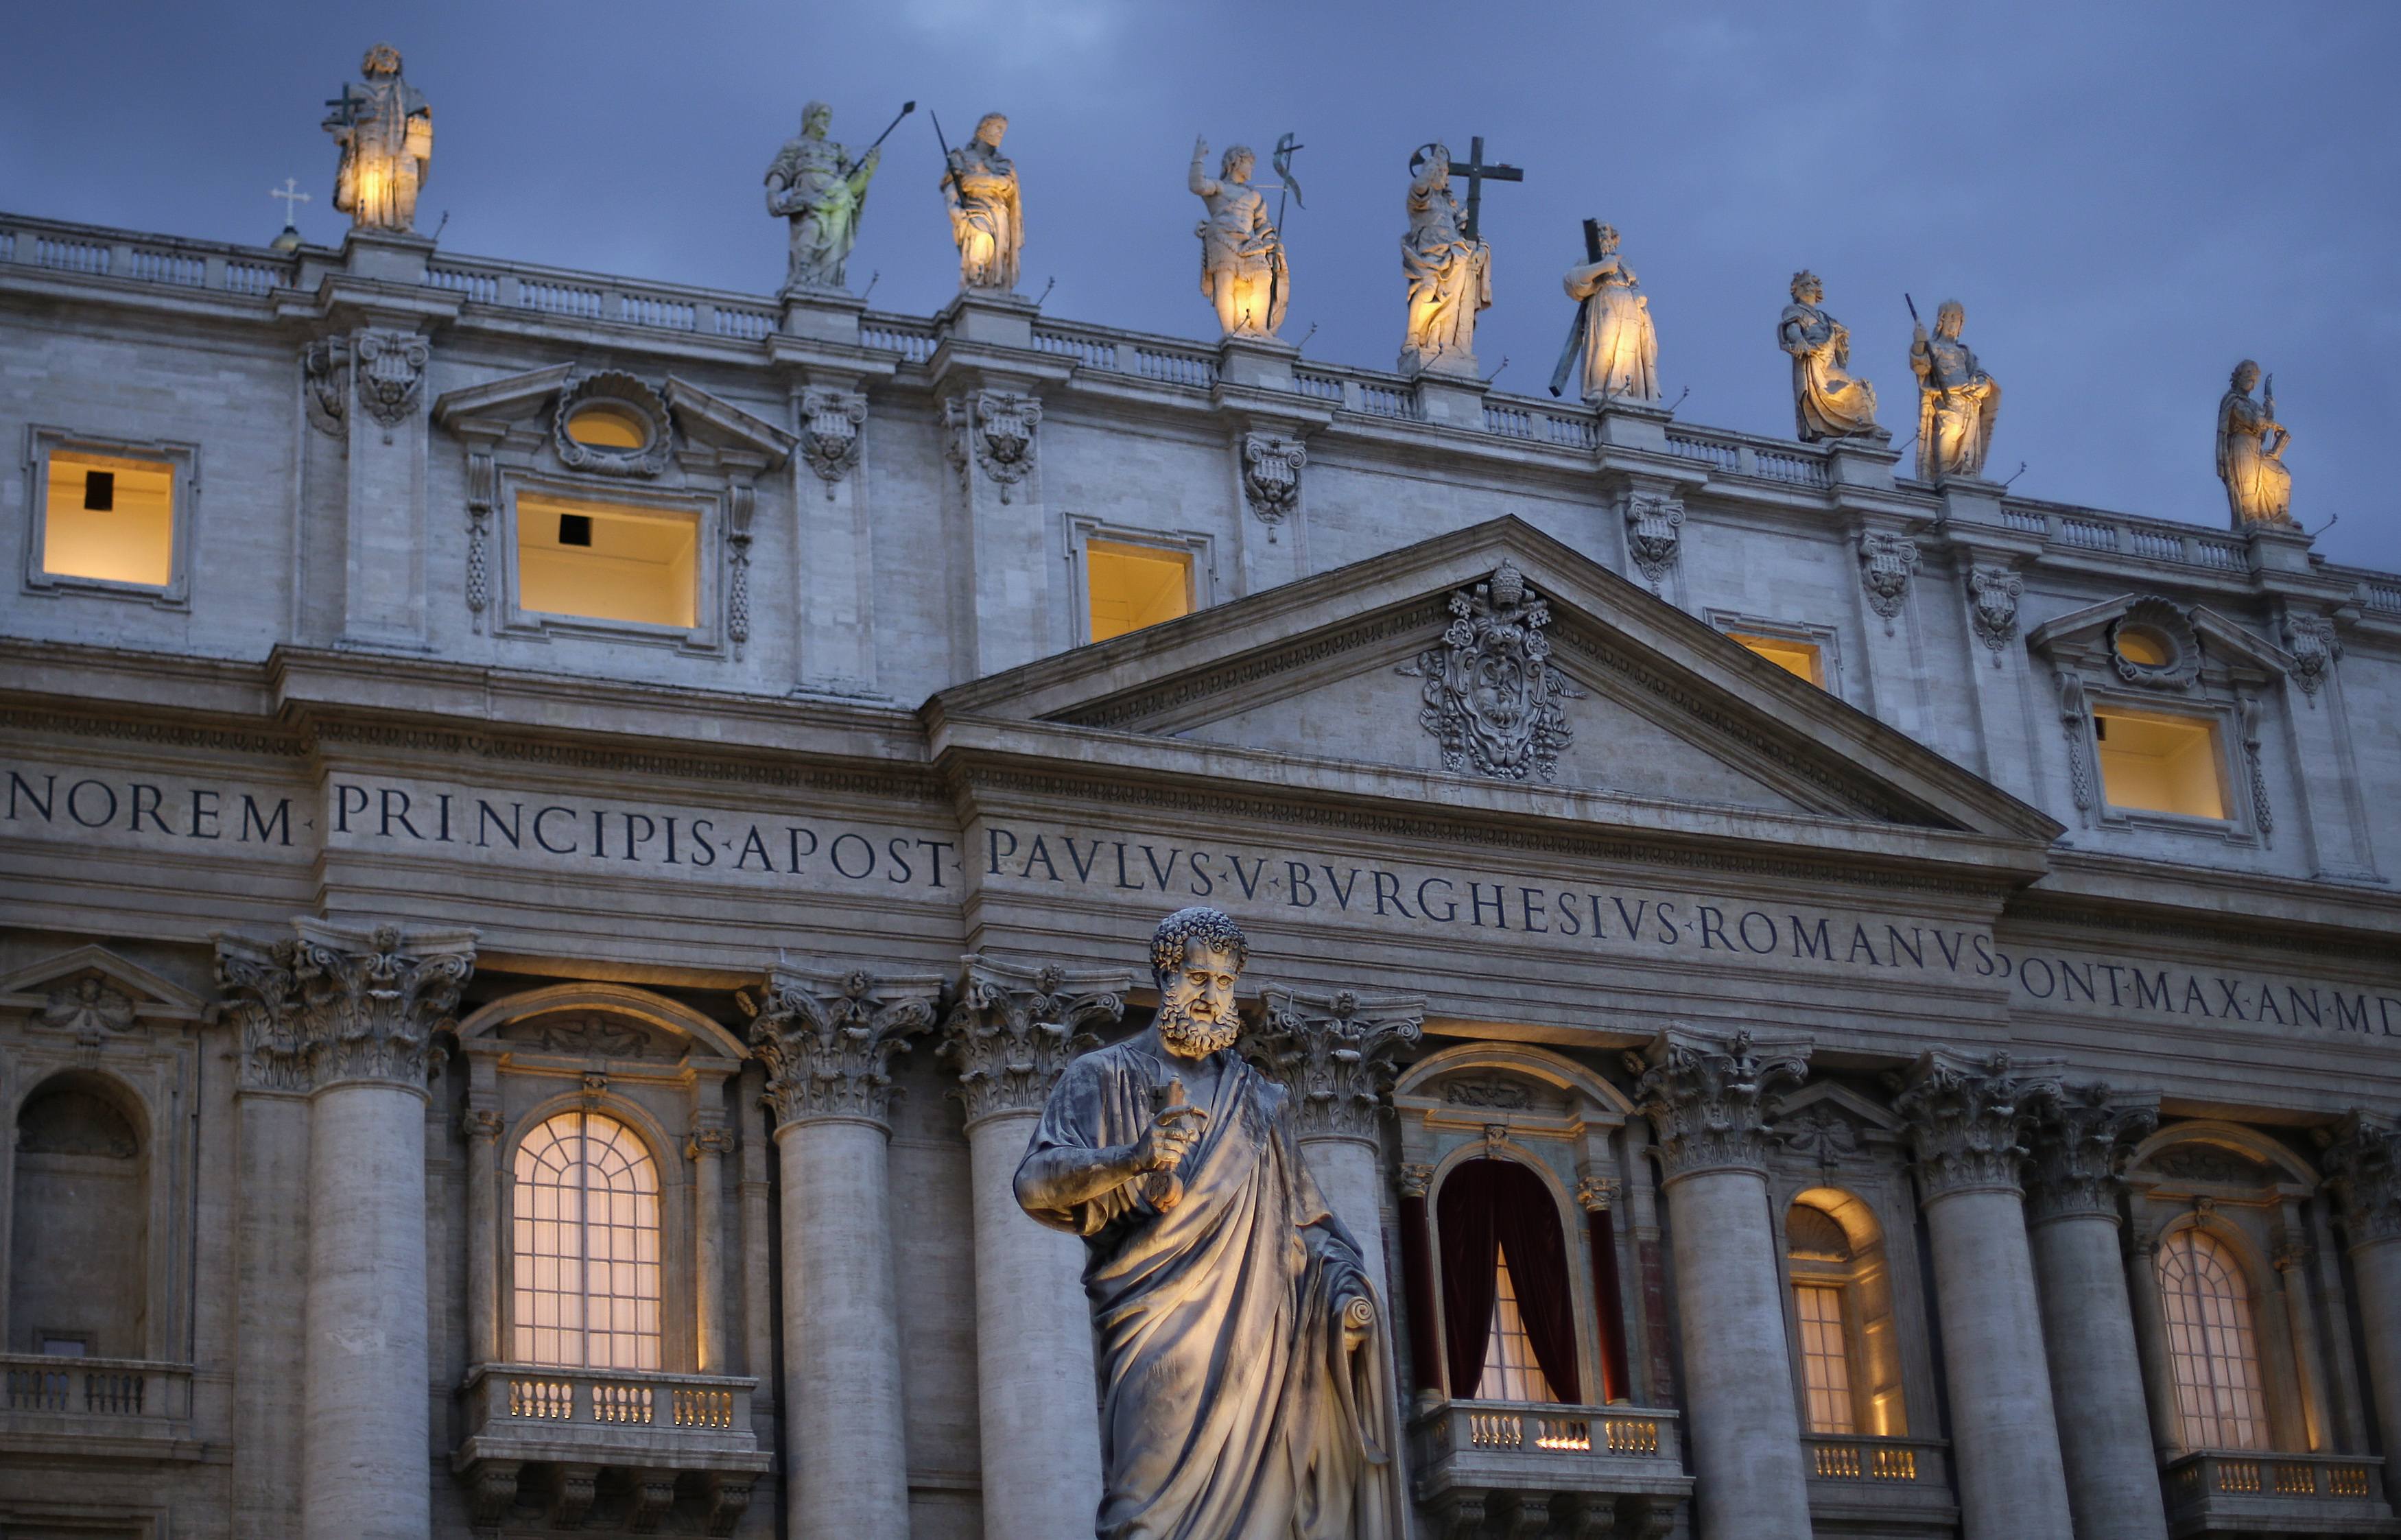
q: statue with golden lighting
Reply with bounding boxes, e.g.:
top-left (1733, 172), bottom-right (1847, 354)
top-left (1400, 144), bottom-right (1492, 375)
top-left (1017, 908), bottom-right (1401, 1539)
top-left (1910, 300), bottom-right (2003, 481)
top-left (1779, 271), bottom-right (1882, 441)
top-left (1559, 224), bottom-right (1661, 403)
top-left (322, 44), bottom-right (432, 234)
top-left (943, 112), bottom-right (1023, 292)
top-left (766, 102), bottom-right (883, 292)
top-left (1190, 138), bottom-right (1290, 336)
top-left (2216, 359), bottom-right (2294, 528)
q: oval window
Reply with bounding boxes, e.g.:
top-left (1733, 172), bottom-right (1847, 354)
top-left (2114, 626), bottom-right (2173, 668)
top-left (564, 403), bottom-right (651, 451)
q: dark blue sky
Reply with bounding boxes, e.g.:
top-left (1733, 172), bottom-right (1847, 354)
top-left (6, 1), bottom-right (2395, 571)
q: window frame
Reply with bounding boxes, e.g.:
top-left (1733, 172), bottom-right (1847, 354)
top-left (495, 470), bottom-right (722, 652)
top-left (20, 425), bottom-right (198, 610)
top-left (1065, 514), bottom-right (1215, 648)
top-left (2155, 1224), bottom-right (2272, 1452)
top-left (1705, 609), bottom-right (1845, 700)
top-left (2078, 689), bottom-right (2253, 840)
top-left (1428, 1148), bottom-right (1596, 1408)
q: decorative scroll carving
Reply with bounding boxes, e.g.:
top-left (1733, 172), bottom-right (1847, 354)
top-left (1241, 431), bottom-right (1305, 536)
top-left (2240, 695), bottom-right (2273, 836)
top-left (628, 1471), bottom-right (678, 1532)
top-left (215, 934), bottom-right (309, 1090)
top-left (2056, 672), bottom-right (2095, 816)
top-left (214, 921), bottom-right (476, 1091)
top-left (2108, 597), bottom-right (2201, 690)
top-left (554, 372), bottom-right (673, 477)
top-left (464, 449), bottom-right (494, 631)
top-left (1443, 1078), bottom-right (1533, 1111)
top-left (938, 956), bottom-right (1131, 1126)
top-left (549, 1464), bottom-right (599, 1529)
top-left (800, 387), bottom-right (867, 497)
top-left (741, 963), bottom-right (943, 1129)
top-left (1398, 1163), bottom-right (1434, 1200)
top-left (303, 337), bottom-right (348, 434)
top-left (1575, 1174), bottom-right (1621, 1212)
top-left (2024, 1083), bottom-right (2157, 1222)
top-left (1894, 1047), bottom-right (2063, 1202)
top-left (1622, 492), bottom-right (1684, 592)
top-left (1399, 560), bottom-right (1582, 783)
top-left (467, 1460), bottom-right (521, 1526)
top-left (1629, 1028), bottom-right (1811, 1183)
top-left (2318, 1111), bottom-right (2400, 1246)
top-left (1857, 530), bottom-right (1920, 632)
top-left (517, 1015), bottom-right (656, 1058)
top-left (1776, 1100), bottom-right (1863, 1171)
top-left (945, 389), bottom-right (1041, 503)
top-left (2283, 612), bottom-right (2340, 700)
top-left (354, 329), bottom-right (430, 427)
top-left (462, 1107), bottom-right (506, 1144)
top-left (1966, 564), bottom-right (2022, 656)
top-left (705, 1473), bottom-right (755, 1537)
top-left (1248, 986), bottom-right (1423, 1139)
top-left (686, 1126), bottom-right (736, 1161)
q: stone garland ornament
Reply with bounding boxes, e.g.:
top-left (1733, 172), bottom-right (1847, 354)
top-left (1240, 431), bottom-right (1305, 538)
top-left (554, 371), bottom-right (673, 477)
top-left (2282, 612), bottom-right (2340, 700)
top-left (303, 338), bottom-right (348, 435)
top-left (945, 389), bottom-right (1041, 504)
top-left (464, 450), bottom-right (494, 632)
top-left (1857, 530), bottom-right (1921, 634)
top-left (353, 329), bottom-right (430, 427)
top-left (2055, 672), bottom-right (2095, 817)
top-left (2107, 597), bottom-right (2201, 691)
top-left (1247, 986), bottom-right (1424, 1140)
top-left (1965, 564), bottom-right (2023, 659)
top-left (1399, 560), bottom-right (1583, 783)
top-left (1622, 491), bottom-right (1685, 592)
top-left (726, 479), bottom-right (755, 658)
top-left (799, 386), bottom-right (868, 497)
top-left (2240, 695), bottom-right (2273, 838)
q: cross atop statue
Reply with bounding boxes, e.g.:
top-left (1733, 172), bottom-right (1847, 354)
top-left (1410, 135), bottom-right (1522, 241)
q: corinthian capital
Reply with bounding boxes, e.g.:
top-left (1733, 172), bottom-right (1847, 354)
top-left (938, 956), bottom-right (1133, 1126)
top-left (1629, 1028), bottom-right (1810, 1183)
top-left (742, 962), bottom-right (945, 1130)
top-left (2319, 1111), bottom-right (2401, 1248)
top-left (2024, 1082), bottom-right (2158, 1223)
top-left (1895, 1047), bottom-right (2062, 1203)
top-left (1249, 986), bottom-right (1424, 1141)
top-left (215, 920), bottom-right (477, 1092)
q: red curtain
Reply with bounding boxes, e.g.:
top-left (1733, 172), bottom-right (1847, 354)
top-left (1436, 1158), bottom-right (1582, 1403)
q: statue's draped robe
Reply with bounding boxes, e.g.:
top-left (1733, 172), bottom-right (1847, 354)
top-left (1913, 336), bottom-right (2002, 481)
top-left (1780, 303), bottom-right (1880, 440)
top-left (2216, 392), bottom-right (2291, 525)
top-left (947, 151), bottom-right (1022, 292)
top-left (1194, 182), bottom-right (1290, 334)
top-left (1025, 1043), bottom-right (1401, 1540)
top-left (1401, 185), bottom-right (1490, 368)
top-left (329, 79), bottom-right (431, 232)
top-left (768, 137), bottom-right (873, 289)
top-left (1560, 259), bottom-right (1659, 402)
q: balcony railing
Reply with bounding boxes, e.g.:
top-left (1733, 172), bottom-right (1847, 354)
top-left (1803, 1435), bottom-right (1959, 1528)
top-left (1412, 1397), bottom-right (1689, 1510)
top-left (2162, 1450), bottom-right (2391, 1535)
top-left (460, 1362), bottom-right (760, 1450)
top-left (0, 1354), bottom-right (194, 1444)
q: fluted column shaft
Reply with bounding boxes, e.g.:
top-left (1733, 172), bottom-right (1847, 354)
top-left (1633, 1029), bottom-right (1814, 1540)
top-left (2024, 1086), bottom-right (2167, 1540)
top-left (1897, 1050), bottom-right (2073, 1540)
top-left (2323, 1113), bottom-right (2401, 1506)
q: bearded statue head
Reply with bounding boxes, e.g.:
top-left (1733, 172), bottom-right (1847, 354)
top-left (1150, 907), bottom-right (1249, 1058)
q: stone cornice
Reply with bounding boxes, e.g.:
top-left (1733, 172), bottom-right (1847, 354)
top-left (937, 955), bottom-right (1132, 1127)
top-left (2318, 1111), bottom-right (2401, 1248)
top-left (1630, 1027), bottom-right (1812, 1183)
top-left (213, 918), bottom-right (477, 1093)
top-left (1895, 1047), bottom-right (2064, 1203)
top-left (2024, 1083), bottom-right (2159, 1223)
top-left (1248, 986), bottom-right (1425, 1141)
top-left (741, 962), bottom-right (945, 1131)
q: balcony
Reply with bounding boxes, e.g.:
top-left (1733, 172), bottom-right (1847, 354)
top-left (2162, 1450), bottom-right (2396, 1538)
top-left (0, 1354), bottom-right (199, 1460)
top-left (1410, 1399), bottom-right (1690, 1537)
top-left (1805, 1436), bottom-right (1959, 1536)
top-left (453, 1363), bottom-right (772, 1535)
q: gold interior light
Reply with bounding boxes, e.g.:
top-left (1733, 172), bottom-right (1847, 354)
top-left (2095, 707), bottom-right (2225, 819)
top-left (1729, 632), bottom-right (1825, 687)
top-left (43, 451), bottom-right (175, 587)
top-left (517, 493), bottom-right (698, 629)
top-left (1087, 540), bottom-right (1193, 641)
top-left (2114, 627), bottom-right (2173, 667)
top-left (565, 403), bottom-right (650, 451)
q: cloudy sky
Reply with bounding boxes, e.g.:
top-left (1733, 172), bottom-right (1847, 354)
top-left (6, 1), bottom-right (2395, 571)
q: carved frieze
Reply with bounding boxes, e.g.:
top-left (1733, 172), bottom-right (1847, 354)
top-left (1629, 1028), bottom-right (1811, 1182)
top-left (1894, 1047), bottom-right (2063, 1203)
top-left (2024, 1083), bottom-right (2157, 1222)
top-left (1443, 1077), bottom-right (1533, 1111)
top-left (354, 329), bottom-right (430, 427)
top-left (945, 388), bottom-right (1041, 503)
top-left (1249, 986), bottom-right (1423, 1140)
top-left (800, 386), bottom-right (868, 496)
top-left (742, 964), bottom-right (943, 1129)
top-left (505, 1014), bottom-right (659, 1058)
top-left (1965, 564), bottom-right (2022, 656)
top-left (938, 956), bottom-right (1131, 1126)
top-left (1399, 560), bottom-right (1582, 783)
top-left (2140, 1143), bottom-right (2274, 1187)
top-left (2317, 1111), bottom-right (2400, 1246)
top-left (2282, 612), bottom-right (2340, 699)
top-left (214, 920), bottom-right (476, 1091)
top-left (1240, 431), bottom-right (1305, 535)
top-left (1622, 492), bottom-right (1684, 591)
top-left (1857, 530), bottom-right (1920, 632)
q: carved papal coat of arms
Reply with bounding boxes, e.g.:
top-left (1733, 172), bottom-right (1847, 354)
top-left (1401, 560), bottom-right (1581, 781)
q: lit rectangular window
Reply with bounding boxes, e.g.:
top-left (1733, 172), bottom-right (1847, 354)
top-left (2094, 707), bottom-right (2226, 820)
top-left (1794, 1282), bottom-right (1856, 1434)
top-left (1087, 539), bottom-right (1192, 642)
top-left (1729, 632), bottom-right (1824, 687)
top-left (43, 450), bottom-right (176, 587)
top-left (517, 493), bottom-right (698, 630)
top-left (1476, 1250), bottom-right (1560, 1404)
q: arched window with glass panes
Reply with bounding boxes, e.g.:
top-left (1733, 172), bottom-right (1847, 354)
top-left (1436, 1158), bottom-right (1582, 1404)
top-left (2157, 1227), bottom-right (2269, 1450)
top-left (512, 1109), bottom-right (663, 1371)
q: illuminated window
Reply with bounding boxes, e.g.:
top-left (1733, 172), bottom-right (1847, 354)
top-left (564, 402), bottom-right (651, 451)
top-left (1729, 632), bottom-right (1825, 687)
top-left (2158, 1230), bottom-right (2267, 1450)
top-left (512, 1110), bottom-right (661, 1370)
top-left (1087, 540), bottom-right (1192, 641)
top-left (1793, 1283), bottom-right (1855, 1434)
top-left (517, 493), bottom-right (698, 629)
top-left (2115, 627), bottom-right (2173, 667)
top-left (1476, 1251), bottom-right (1561, 1403)
top-left (2094, 707), bottom-right (2226, 820)
top-left (41, 450), bottom-right (176, 587)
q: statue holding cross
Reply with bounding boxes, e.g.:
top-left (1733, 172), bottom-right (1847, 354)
top-left (1399, 143), bottom-right (1506, 376)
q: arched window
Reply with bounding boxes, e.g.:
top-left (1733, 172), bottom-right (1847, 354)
top-left (2157, 1229), bottom-right (2268, 1450)
top-left (9, 1074), bottom-right (147, 1358)
top-left (1437, 1159), bottom-right (1581, 1404)
top-left (1786, 1193), bottom-right (1908, 1437)
top-left (512, 1110), bottom-right (661, 1370)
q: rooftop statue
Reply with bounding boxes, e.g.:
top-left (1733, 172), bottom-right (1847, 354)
top-left (2216, 359), bottom-right (2294, 528)
top-left (1017, 908), bottom-right (1401, 1539)
top-left (1910, 299), bottom-right (2003, 481)
top-left (1779, 270), bottom-right (1882, 441)
top-left (322, 44), bottom-right (432, 234)
top-left (1399, 144), bottom-right (1491, 375)
top-left (1556, 222), bottom-right (1660, 403)
top-left (766, 102), bottom-right (882, 292)
top-left (1190, 137), bottom-right (1289, 337)
top-left (943, 112), bottom-right (1022, 293)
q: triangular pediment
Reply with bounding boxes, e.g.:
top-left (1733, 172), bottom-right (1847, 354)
top-left (0, 944), bottom-right (207, 1028)
top-left (932, 518), bottom-right (2060, 850)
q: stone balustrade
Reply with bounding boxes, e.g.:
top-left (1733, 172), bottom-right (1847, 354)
top-left (2160, 1450), bottom-right (2392, 1535)
top-left (1, 1353), bottom-right (193, 1436)
top-left (1803, 1435), bottom-right (1962, 1532)
top-left (1410, 1396), bottom-right (1690, 1535)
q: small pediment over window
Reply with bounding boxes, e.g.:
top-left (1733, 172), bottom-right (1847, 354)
top-left (0, 944), bottom-right (206, 1034)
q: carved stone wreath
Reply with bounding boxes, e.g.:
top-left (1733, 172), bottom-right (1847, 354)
top-left (554, 371), bottom-right (674, 477)
top-left (1399, 560), bottom-right (1583, 782)
top-left (2107, 596), bottom-right (2201, 690)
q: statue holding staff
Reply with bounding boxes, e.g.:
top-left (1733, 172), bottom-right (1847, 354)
top-left (322, 43), bottom-right (432, 233)
top-left (1190, 137), bottom-right (1290, 336)
top-left (1399, 143), bottom-right (1491, 375)
top-left (941, 111), bottom-right (1022, 293)
top-left (1909, 298), bottom-right (2003, 481)
top-left (766, 101), bottom-right (885, 292)
top-left (2216, 359), bottom-right (2294, 528)
top-left (1554, 222), bottom-right (1660, 403)
top-left (1017, 908), bottom-right (1401, 1539)
top-left (1779, 270), bottom-right (1882, 440)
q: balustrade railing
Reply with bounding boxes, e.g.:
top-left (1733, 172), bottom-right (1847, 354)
top-left (1356, 381), bottom-right (1421, 420)
top-left (1804, 1436), bottom-right (1946, 1485)
top-left (1132, 345), bottom-right (1216, 388)
top-left (2164, 1450), bottom-right (2382, 1508)
top-left (1034, 328), bottom-right (1118, 370)
top-left (464, 1362), bottom-right (759, 1448)
top-left (2001, 501), bottom-right (2254, 576)
top-left (1293, 369), bottom-right (1346, 403)
top-left (128, 247), bottom-right (206, 287)
top-left (860, 316), bottom-right (939, 364)
top-left (1417, 1398), bottom-right (1681, 1468)
top-left (36, 235), bottom-right (110, 275)
top-left (0, 1354), bottom-right (193, 1426)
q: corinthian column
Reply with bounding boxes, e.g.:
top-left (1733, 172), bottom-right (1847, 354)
top-left (1895, 1050), bottom-right (2073, 1540)
top-left (938, 957), bottom-right (1132, 1540)
top-left (2024, 1084), bottom-right (2166, 1540)
top-left (218, 919), bottom-right (476, 1540)
top-left (1631, 1028), bottom-right (1814, 1540)
top-left (2321, 1111), bottom-right (2401, 1507)
top-left (1251, 986), bottom-right (1423, 1303)
top-left (744, 962), bottom-right (944, 1540)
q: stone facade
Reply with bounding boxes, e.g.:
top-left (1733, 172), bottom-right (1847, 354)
top-left (1, 200), bottom-right (2398, 1540)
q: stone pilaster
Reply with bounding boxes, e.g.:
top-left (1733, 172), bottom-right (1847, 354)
top-left (943, 386), bottom-right (1052, 673)
top-left (939, 956), bottom-right (1131, 1540)
top-left (2024, 1086), bottom-right (2168, 1540)
top-left (462, 1107), bottom-right (505, 1366)
top-left (1896, 1050), bottom-right (2073, 1540)
top-left (340, 324), bottom-right (436, 649)
top-left (742, 962), bottom-right (943, 1540)
top-left (1630, 1029), bottom-right (1812, 1540)
top-left (2320, 1111), bottom-right (2401, 1506)
top-left (687, 1124), bottom-right (735, 1373)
